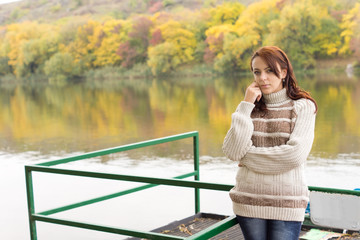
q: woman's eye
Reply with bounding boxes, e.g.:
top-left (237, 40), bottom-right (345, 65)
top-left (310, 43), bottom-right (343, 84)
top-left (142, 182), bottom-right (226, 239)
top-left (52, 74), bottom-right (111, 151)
top-left (266, 69), bottom-right (273, 73)
top-left (254, 71), bottom-right (260, 75)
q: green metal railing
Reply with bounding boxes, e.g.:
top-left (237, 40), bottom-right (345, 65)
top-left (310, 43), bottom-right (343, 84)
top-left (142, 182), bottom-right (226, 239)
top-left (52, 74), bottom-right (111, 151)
top-left (25, 131), bottom-right (237, 240)
top-left (25, 131), bottom-right (360, 239)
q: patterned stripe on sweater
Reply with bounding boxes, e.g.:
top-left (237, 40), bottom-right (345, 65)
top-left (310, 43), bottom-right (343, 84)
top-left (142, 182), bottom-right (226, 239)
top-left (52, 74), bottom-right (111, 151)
top-left (250, 101), bottom-right (296, 147)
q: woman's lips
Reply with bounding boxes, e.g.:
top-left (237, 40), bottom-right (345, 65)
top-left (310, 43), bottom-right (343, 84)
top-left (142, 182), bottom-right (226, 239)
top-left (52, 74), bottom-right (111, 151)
top-left (261, 84), bottom-right (270, 88)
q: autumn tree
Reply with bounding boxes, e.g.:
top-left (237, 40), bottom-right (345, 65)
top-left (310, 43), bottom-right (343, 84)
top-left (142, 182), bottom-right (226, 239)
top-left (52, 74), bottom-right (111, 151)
top-left (147, 20), bottom-right (196, 75)
top-left (266, 0), bottom-right (328, 69)
top-left (117, 16), bottom-right (152, 68)
top-left (44, 52), bottom-right (83, 82)
top-left (64, 20), bottom-right (100, 70)
top-left (178, 9), bottom-right (210, 63)
top-left (205, 24), bottom-right (237, 61)
top-left (147, 42), bottom-right (179, 75)
top-left (340, 3), bottom-right (360, 62)
top-left (16, 31), bottom-right (59, 77)
top-left (313, 16), bottom-right (342, 58)
top-left (208, 2), bottom-right (245, 26)
top-left (204, 32), bottom-right (224, 64)
top-left (0, 0), bottom-right (356, 78)
top-left (205, 0), bottom-right (280, 72)
top-left (92, 19), bottom-right (131, 67)
top-left (0, 27), bottom-right (12, 75)
top-left (2, 22), bottom-right (59, 77)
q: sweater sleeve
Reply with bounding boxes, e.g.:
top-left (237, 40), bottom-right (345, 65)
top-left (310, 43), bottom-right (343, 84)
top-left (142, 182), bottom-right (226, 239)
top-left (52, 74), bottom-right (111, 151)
top-left (241, 99), bottom-right (316, 175)
top-left (222, 101), bottom-right (255, 162)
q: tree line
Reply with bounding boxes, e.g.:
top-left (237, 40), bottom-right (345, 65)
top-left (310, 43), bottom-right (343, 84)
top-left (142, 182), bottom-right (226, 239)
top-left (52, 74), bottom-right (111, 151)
top-left (0, 0), bottom-right (359, 81)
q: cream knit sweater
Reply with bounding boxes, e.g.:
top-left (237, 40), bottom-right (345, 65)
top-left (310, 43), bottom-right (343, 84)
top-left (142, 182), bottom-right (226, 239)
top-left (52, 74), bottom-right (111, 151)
top-left (223, 88), bottom-right (316, 221)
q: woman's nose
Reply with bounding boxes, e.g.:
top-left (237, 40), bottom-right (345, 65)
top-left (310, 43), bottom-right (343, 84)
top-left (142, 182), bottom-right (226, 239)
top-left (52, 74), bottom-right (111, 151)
top-left (260, 72), bottom-right (267, 81)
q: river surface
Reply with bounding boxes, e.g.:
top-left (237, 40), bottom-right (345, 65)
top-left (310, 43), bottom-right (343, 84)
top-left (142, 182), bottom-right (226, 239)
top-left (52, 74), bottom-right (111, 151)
top-left (1, 72), bottom-right (360, 239)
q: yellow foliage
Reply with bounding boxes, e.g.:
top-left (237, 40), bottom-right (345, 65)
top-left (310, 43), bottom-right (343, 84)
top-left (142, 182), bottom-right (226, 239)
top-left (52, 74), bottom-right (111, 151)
top-left (150, 12), bottom-right (173, 27)
top-left (92, 19), bottom-right (131, 67)
top-left (208, 2), bottom-right (245, 26)
top-left (158, 20), bottom-right (196, 51)
top-left (213, 33), bottom-right (258, 72)
top-left (147, 20), bottom-right (196, 74)
top-left (64, 19), bottom-right (131, 68)
top-left (147, 42), bottom-right (180, 75)
top-left (339, 3), bottom-right (360, 55)
top-left (235, 0), bottom-right (279, 37)
top-left (64, 20), bottom-right (101, 67)
top-left (3, 22), bottom-right (57, 75)
top-left (0, 0), bottom-right (356, 77)
top-left (205, 24), bottom-right (237, 39)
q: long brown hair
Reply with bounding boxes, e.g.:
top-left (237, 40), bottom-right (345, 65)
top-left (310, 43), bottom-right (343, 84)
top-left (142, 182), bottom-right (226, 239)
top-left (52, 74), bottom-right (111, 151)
top-left (250, 46), bottom-right (318, 113)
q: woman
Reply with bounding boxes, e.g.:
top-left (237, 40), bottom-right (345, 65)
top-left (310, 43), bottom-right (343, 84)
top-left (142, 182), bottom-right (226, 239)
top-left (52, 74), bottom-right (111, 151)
top-left (222, 46), bottom-right (317, 240)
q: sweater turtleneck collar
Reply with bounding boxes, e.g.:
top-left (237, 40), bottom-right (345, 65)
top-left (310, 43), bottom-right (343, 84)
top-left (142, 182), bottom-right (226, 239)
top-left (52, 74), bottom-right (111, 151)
top-left (263, 88), bottom-right (289, 104)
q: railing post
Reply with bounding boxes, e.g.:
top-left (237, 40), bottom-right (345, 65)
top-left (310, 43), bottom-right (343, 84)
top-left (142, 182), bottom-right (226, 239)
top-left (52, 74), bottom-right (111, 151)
top-left (193, 133), bottom-right (200, 214)
top-left (25, 167), bottom-right (38, 240)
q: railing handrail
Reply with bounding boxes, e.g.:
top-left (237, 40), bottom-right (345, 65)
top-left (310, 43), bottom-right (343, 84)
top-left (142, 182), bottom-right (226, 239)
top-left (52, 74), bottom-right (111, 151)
top-left (25, 165), bottom-right (232, 191)
top-left (37, 131), bottom-right (199, 167)
top-left (25, 131), bottom-right (360, 240)
top-left (26, 131), bottom-right (232, 240)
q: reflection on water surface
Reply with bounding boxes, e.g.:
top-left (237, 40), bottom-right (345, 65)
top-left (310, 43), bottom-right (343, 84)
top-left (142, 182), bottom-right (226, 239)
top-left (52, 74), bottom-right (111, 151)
top-left (0, 73), bottom-right (359, 159)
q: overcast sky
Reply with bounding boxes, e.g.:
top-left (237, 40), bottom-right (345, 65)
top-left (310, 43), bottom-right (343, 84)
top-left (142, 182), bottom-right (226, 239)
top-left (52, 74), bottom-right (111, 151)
top-left (0, 0), bottom-right (22, 5)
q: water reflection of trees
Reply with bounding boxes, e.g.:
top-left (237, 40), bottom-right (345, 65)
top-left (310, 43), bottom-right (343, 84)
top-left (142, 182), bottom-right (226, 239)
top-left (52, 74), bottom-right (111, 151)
top-left (0, 75), bottom-right (359, 159)
top-left (312, 79), bottom-right (360, 157)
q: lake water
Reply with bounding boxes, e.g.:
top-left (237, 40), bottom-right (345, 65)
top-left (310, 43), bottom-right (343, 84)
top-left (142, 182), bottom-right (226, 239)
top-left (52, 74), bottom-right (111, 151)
top-left (1, 72), bottom-right (360, 239)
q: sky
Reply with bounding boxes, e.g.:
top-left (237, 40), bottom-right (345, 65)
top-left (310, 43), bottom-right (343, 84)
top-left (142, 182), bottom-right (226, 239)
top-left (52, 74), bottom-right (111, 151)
top-left (0, 0), bottom-right (22, 5)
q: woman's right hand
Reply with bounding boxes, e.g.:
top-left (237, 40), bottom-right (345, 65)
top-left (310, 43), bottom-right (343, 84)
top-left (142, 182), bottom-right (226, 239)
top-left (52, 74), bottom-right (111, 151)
top-left (244, 82), bottom-right (262, 103)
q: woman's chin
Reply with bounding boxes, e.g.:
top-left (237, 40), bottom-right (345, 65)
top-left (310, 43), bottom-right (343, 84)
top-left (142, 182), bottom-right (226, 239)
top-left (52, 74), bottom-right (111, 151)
top-left (261, 87), bottom-right (283, 95)
top-left (261, 89), bottom-right (273, 94)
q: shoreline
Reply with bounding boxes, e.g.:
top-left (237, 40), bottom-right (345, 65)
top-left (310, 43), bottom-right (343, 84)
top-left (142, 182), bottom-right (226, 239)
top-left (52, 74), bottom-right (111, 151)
top-left (0, 58), bottom-right (359, 83)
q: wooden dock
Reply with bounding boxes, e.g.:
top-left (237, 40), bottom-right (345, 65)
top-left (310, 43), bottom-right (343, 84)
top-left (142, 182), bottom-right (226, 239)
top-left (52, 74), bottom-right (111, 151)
top-left (126, 213), bottom-right (244, 240)
top-left (126, 212), bottom-right (360, 240)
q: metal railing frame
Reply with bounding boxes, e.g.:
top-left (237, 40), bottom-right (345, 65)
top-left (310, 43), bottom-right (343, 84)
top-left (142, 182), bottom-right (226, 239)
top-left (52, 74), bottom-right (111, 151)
top-left (25, 131), bottom-right (360, 239)
top-left (25, 131), bottom-right (237, 240)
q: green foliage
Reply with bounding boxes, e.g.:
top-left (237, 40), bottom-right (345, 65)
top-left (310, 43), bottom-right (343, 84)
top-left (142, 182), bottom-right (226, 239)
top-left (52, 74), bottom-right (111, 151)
top-left (314, 17), bottom-right (342, 58)
top-left (266, 1), bottom-right (324, 69)
top-left (44, 52), bottom-right (83, 82)
top-left (0, 57), bottom-right (11, 75)
top-left (203, 0), bottom-right (217, 8)
top-left (339, 3), bottom-right (360, 56)
top-left (213, 33), bottom-right (256, 73)
top-left (129, 0), bottom-right (148, 12)
top-left (147, 20), bottom-right (196, 75)
top-left (51, 3), bottom-right (62, 13)
top-left (109, 10), bottom-right (125, 19)
top-left (74, 0), bottom-right (83, 7)
top-left (16, 35), bottom-right (59, 77)
top-left (9, 7), bottom-right (29, 22)
top-left (147, 42), bottom-right (179, 75)
top-left (163, 0), bottom-right (175, 7)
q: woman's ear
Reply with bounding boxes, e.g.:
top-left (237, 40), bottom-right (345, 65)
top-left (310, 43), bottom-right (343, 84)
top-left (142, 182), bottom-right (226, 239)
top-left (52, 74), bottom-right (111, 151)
top-left (281, 69), bottom-right (287, 79)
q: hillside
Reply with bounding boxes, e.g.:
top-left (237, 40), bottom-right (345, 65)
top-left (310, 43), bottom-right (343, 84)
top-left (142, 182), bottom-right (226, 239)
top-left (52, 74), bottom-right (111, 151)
top-left (0, 0), bottom-right (256, 25)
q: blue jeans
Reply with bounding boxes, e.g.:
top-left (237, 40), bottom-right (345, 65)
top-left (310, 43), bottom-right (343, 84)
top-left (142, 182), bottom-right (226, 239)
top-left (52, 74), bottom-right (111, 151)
top-left (236, 216), bottom-right (302, 240)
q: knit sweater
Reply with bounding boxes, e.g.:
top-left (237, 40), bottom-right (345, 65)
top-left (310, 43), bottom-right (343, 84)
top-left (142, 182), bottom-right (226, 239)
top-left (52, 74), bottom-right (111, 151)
top-left (222, 88), bottom-right (316, 222)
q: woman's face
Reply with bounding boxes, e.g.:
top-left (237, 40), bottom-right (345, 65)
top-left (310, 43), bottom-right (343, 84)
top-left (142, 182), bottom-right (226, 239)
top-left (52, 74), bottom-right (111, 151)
top-left (251, 56), bottom-right (287, 95)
